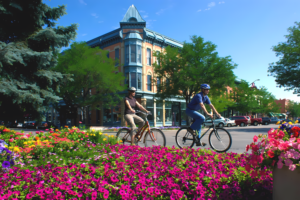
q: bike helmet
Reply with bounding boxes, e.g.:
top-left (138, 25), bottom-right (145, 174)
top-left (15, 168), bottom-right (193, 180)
top-left (128, 87), bottom-right (136, 92)
top-left (200, 84), bottom-right (210, 90)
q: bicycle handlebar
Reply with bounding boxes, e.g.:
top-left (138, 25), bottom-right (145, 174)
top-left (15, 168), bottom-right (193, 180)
top-left (135, 110), bottom-right (152, 116)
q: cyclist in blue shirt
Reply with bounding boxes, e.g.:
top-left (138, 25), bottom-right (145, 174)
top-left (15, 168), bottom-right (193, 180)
top-left (186, 84), bottom-right (221, 146)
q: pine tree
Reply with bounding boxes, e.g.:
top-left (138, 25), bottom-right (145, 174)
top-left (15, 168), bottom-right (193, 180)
top-left (0, 0), bottom-right (78, 122)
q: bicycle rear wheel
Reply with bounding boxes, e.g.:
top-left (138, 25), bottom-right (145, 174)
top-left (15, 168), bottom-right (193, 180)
top-left (175, 128), bottom-right (195, 148)
top-left (208, 128), bottom-right (232, 152)
top-left (116, 128), bottom-right (131, 145)
top-left (145, 129), bottom-right (166, 147)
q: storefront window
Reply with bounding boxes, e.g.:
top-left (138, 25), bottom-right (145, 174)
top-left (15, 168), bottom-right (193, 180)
top-left (156, 101), bottom-right (163, 126)
top-left (181, 102), bottom-right (187, 126)
top-left (165, 101), bottom-right (172, 126)
top-left (112, 105), bottom-right (121, 126)
top-left (146, 99), bottom-right (154, 126)
top-left (103, 107), bottom-right (112, 126)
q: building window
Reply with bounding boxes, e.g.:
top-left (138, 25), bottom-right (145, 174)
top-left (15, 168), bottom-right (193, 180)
top-left (130, 72), bottom-right (136, 88)
top-left (137, 45), bottom-right (142, 63)
top-left (138, 73), bottom-right (142, 90)
top-left (147, 49), bottom-right (151, 65)
top-left (125, 73), bottom-right (129, 86)
top-left (147, 74), bottom-right (152, 91)
top-left (125, 45), bottom-right (129, 64)
top-left (130, 44), bottom-right (136, 63)
top-left (115, 48), bottom-right (119, 66)
top-left (156, 50), bottom-right (160, 65)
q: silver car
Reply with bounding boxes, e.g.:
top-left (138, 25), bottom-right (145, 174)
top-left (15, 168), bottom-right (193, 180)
top-left (203, 117), bottom-right (227, 128)
top-left (270, 117), bottom-right (280, 124)
top-left (225, 118), bottom-right (236, 127)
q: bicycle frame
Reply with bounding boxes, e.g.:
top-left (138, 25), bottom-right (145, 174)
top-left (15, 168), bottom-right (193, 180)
top-left (193, 119), bottom-right (222, 141)
top-left (122, 111), bottom-right (155, 144)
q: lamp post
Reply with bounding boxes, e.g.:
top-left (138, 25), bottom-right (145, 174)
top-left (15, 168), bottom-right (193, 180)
top-left (250, 79), bottom-right (260, 86)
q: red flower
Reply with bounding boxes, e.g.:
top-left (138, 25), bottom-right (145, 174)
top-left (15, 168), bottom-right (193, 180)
top-left (253, 135), bottom-right (258, 143)
top-left (267, 150), bottom-right (274, 158)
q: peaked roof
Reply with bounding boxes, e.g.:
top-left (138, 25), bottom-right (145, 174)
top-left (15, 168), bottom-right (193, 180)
top-left (120, 5), bottom-right (145, 23)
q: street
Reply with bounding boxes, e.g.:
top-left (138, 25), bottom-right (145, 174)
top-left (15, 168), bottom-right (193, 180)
top-left (11, 124), bottom-right (278, 154)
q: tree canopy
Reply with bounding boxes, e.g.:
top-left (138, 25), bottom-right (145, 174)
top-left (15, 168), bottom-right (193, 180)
top-left (153, 35), bottom-right (237, 109)
top-left (0, 0), bottom-right (78, 121)
top-left (268, 22), bottom-right (300, 95)
top-left (53, 42), bottom-right (126, 124)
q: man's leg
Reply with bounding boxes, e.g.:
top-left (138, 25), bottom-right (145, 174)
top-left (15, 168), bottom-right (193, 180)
top-left (124, 114), bottom-right (136, 145)
top-left (132, 114), bottom-right (145, 135)
top-left (186, 109), bottom-right (205, 145)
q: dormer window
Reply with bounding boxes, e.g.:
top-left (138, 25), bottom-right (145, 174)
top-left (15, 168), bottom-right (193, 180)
top-left (129, 17), bottom-right (137, 22)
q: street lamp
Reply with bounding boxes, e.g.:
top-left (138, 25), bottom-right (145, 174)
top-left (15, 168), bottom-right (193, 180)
top-left (250, 79), bottom-right (260, 85)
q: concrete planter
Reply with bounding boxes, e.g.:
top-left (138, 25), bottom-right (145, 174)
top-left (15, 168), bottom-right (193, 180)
top-left (273, 165), bottom-right (300, 200)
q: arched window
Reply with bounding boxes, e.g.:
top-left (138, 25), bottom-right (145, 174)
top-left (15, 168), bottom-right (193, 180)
top-left (129, 17), bottom-right (137, 22)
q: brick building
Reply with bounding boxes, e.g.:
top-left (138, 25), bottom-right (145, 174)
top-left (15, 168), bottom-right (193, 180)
top-left (275, 98), bottom-right (289, 113)
top-left (81, 5), bottom-right (186, 127)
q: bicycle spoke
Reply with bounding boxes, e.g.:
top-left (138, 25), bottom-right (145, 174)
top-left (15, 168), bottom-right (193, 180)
top-left (175, 128), bottom-right (195, 148)
top-left (209, 128), bottom-right (232, 152)
top-left (145, 129), bottom-right (166, 147)
top-left (116, 128), bottom-right (131, 146)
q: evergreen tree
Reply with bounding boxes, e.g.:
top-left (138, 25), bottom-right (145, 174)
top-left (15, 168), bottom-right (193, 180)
top-left (0, 0), bottom-right (78, 122)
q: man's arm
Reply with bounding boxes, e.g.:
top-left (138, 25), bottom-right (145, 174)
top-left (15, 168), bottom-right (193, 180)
top-left (125, 100), bottom-right (135, 113)
top-left (209, 104), bottom-right (221, 118)
top-left (200, 103), bottom-right (213, 119)
top-left (136, 102), bottom-right (149, 113)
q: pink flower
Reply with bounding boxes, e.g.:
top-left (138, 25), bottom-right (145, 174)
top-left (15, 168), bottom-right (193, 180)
top-left (289, 164), bottom-right (296, 171)
top-left (45, 129), bottom-right (49, 131)
top-left (36, 131), bottom-right (40, 134)
top-left (278, 130), bottom-right (285, 139)
top-left (285, 158), bottom-right (293, 166)
top-left (9, 138), bottom-right (14, 142)
top-left (79, 121), bottom-right (82, 124)
top-left (253, 135), bottom-right (258, 143)
top-left (277, 161), bottom-right (283, 169)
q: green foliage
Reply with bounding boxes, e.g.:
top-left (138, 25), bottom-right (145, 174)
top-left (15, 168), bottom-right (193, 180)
top-left (286, 100), bottom-right (300, 118)
top-left (153, 35), bottom-right (237, 111)
top-left (53, 42), bottom-right (126, 121)
top-left (230, 81), bottom-right (280, 115)
top-left (268, 22), bottom-right (300, 95)
top-left (0, 0), bottom-right (78, 121)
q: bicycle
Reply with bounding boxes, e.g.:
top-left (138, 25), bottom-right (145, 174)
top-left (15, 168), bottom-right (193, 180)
top-left (175, 117), bottom-right (232, 152)
top-left (116, 110), bottom-right (166, 147)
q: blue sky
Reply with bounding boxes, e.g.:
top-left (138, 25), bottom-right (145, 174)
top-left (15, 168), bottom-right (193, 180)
top-left (43, 0), bottom-right (300, 102)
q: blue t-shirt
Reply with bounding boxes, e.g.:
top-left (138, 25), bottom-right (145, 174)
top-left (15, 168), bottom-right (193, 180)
top-left (187, 92), bottom-right (211, 111)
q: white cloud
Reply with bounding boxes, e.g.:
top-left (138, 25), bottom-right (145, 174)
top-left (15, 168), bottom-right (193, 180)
top-left (219, 1), bottom-right (225, 4)
top-left (82, 34), bottom-right (87, 36)
top-left (205, 8), bottom-right (211, 11)
top-left (112, 26), bottom-right (119, 29)
top-left (156, 9), bottom-right (165, 15)
top-left (139, 10), bottom-right (146, 13)
top-left (91, 13), bottom-right (99, 18)
top-left (197, 9), bottom-right (202, 12)
top-left (208, 2), bottom-right (216, 7)
top-left (143, 15), bottom-right (148, 18)
top-left (79, 0), bottom-right (87, 5)
top-left (98, 21), bottom-right (104, 23)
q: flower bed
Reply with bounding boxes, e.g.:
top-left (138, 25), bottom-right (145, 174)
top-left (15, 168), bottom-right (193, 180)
top-left (0, 145), bottom-right (272, 200)
top-left (0, 126), bottom-right (273, 199)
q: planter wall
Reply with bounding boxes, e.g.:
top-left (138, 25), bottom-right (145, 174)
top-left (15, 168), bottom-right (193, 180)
top-left (273, 165), bottom-right (300, 200)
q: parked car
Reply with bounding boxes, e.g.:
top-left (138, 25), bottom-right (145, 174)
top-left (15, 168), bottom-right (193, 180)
top-left (229, 116), bottom-right (249, 127)
top-left (203, 117), bottom-right (227, 128)
top-left (225, 118), bottom-right (236, 127)
top-left (270, 117), bottom-right (280, 124)
top-left (261, 117), bottom-right (271, 125)
top-left (16, 122), bottom-right (25, 128)
top-left (24, 121), bottom-right (37, 129)
top-left (37, 121), bottom-right (58, 129)
top-left (246, 116), bottom-right (263, 126)
top-left (280, 119), bottom-right (293, 124)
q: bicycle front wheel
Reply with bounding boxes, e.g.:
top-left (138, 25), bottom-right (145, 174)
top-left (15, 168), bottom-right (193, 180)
top-left (116, 128), bottom-right (131, 145)
top-left (175, 128), bottom-right (195, 148)
top-left (145, 129), bottom-right (166, 147)
top-left (209, 128), bottom-right (232, 152)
